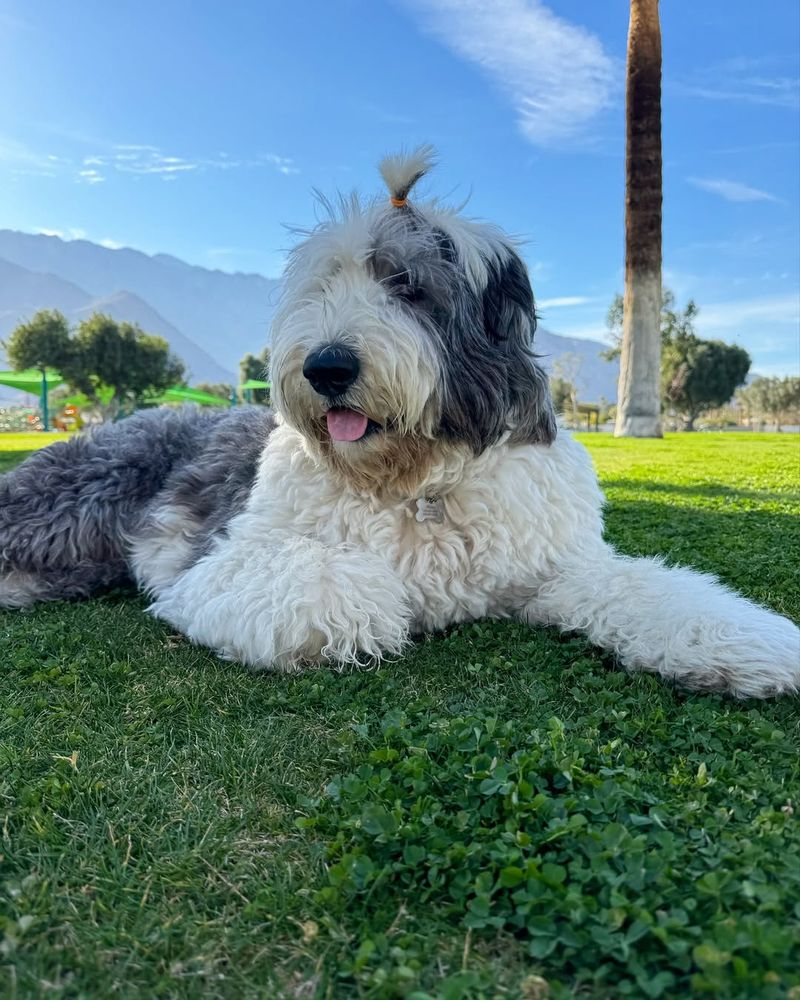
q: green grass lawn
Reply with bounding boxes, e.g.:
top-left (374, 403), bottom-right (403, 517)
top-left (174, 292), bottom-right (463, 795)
top-left (1, 432), bottom-right (798, 999)
top-left (0, 433), bottom-right (71, 474)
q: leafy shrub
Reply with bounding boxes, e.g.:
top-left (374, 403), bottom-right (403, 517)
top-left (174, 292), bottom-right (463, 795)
top-left (299, 705), bottom-right (799, 998)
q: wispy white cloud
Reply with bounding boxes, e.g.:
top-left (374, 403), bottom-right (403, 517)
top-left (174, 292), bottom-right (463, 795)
top-left (2, 134), bottom-right (299, 184)
top-left (108, 146), bottom-right (197, 176)
top-left (672, 57), bottom-right (800, 110)
top-left (75, 145), bottom-right (300, 181)
top-left (538, 295), bottom-right (595, 309)
top-left (34, 227), bottom-right (125, 246)
top-left (258, 153), bottom-right (300, 175)
top-left (675, 79), bottom-right (799, 110)
top-left (0, 135), bottom-right (63, 175)
top-left (528, 260), bottom-right (552, 284)
top-left (400, 0), bottom-right (616, 145)
top-left (696, 294), bottom-right (800, 334)
top-left (34, 226), bottom-right (88, 240)
top-left (77, 168), bottom-right (105, 184)
top-left (547, 322), bottom-right (607, 343)
top-left (687, 177), bottom-right (778, 203)
top-left (676, 233), bottom-right (767, 255)
top-left (114, 143), bottom-right (160, 152)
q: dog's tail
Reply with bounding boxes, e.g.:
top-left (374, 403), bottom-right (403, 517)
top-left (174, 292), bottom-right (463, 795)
top-left (0, 407), bottom-right (228, 607)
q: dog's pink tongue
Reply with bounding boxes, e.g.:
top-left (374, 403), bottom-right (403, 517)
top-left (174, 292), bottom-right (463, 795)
top-left (326, 408), bottom-right (369, 442)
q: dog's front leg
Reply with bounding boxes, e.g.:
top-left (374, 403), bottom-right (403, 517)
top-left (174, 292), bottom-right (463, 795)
top-left (148, 534), bottom-right (411, 671)
top-left (521, 542), bottom-right (799, 698)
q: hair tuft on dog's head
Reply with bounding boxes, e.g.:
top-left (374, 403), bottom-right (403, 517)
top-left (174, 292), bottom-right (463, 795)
top-left (378, 144), bottom-right (436, 205)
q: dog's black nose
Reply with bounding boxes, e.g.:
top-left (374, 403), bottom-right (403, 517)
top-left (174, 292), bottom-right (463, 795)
top-left (303, 344), bottom-right (360, 397)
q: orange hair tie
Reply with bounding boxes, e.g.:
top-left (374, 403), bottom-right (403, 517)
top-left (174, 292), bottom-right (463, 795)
top-left (390, 196), bottom-right (407, 207)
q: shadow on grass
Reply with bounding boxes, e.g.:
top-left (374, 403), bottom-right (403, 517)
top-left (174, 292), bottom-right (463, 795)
top-left (0, 449), bottom-right (34, 473)
top-left (601, 477), bottom-right (800, 505)
top-left (603, 498), bottom-right (800, 618)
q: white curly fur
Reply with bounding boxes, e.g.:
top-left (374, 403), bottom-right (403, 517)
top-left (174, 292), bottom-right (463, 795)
top-left (146, 417), bottom-right (799, 697)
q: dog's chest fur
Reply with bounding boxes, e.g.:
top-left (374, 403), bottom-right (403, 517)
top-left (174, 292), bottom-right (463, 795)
top-left (252, 425), bottom-right (603, 631)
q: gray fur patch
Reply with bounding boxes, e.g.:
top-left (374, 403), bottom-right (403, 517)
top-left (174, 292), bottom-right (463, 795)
top-left (139, 406), bottom-right (276, 570)
top-left (0, 406), bottom-right (273, 605)
top-left (367, 215), bottom-right (556, 452)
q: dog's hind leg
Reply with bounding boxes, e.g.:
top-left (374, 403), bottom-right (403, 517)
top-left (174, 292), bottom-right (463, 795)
top-left (0, 408), bottom-right (225, 608)
top-left (0, 567), bottom-right (54, 608)
top-left (522, 542), bottom-right (800, 698)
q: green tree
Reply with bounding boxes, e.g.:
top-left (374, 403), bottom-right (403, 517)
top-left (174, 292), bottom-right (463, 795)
top-left (603, 289), bottom-right (698, 360)
top-left (195, 382), bottom-right (235, 401)
top-left (3, 309), bottom-right (83, 429)
top-left (549, 376), bottom-right (578, 417)
top-left (605, 290), bottom-right (749, 430)
top-left (239, 347), bottom-right (271, 404)
top-left (73, 314), bottom-right (185, 417)
top-left (662, 335), bottom-right (750, 430)
top-left (4, 309), bottom-right (74, 373)
top-left (741, 376), bottom-right (800, 432)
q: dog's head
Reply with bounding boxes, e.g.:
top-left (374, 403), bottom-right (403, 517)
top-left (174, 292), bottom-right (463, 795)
top-left (271, 145), bottom-right (556, 494)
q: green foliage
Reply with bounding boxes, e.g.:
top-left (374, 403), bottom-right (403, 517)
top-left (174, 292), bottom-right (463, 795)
top-left (71, 314), bottom-right (185, 411)
top-left (0, 433), bottom-right (798, 998)
top-left (3, 309), bottom-right (74, 373)
top-left (4, 311), bottom-right (186, 417)
top-left (303, 703), bottom-right (798, 997)
top-left (662, 336), bottom-right (750, 430)
top-left (195, 381), bottom-right (234, 401)
top-left (549, 376), bottom-right (577, 416)
top-left (603, 290), bottom-right (698, 363)
top-left (737, 377), bottom-right (800, 431)
top-left (604, 291), bottom-right (751, 427)
top-left (240, 347), bottom-right (271, 403)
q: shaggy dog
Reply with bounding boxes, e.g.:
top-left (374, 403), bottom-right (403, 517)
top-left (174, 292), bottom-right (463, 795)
top-left (1, 147), bottom-right (798, 697)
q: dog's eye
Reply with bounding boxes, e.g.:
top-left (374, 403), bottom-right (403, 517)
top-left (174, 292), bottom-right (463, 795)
top-left (394, 281), bottom-right (427, 304)
top-left (385, 272), bottom-right (426, 304)
top-left (401, 285), bottom-right (427, 304)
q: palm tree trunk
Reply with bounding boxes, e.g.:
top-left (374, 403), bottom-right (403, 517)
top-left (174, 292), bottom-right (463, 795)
top-left (615, 0), bottom-right (663, 438)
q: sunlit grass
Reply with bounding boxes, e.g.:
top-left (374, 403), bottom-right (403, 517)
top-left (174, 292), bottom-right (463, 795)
top-left (1, 432), bottom-right (798, 998)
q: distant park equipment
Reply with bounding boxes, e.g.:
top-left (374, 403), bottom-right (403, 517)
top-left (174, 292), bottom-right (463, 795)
top-left (576, 402), bottom-right (601, 431)
top-left (0, 368), bottom-right (64, 430)
top-left (238, 378), bottom-right (271, 404)
top-left (145, 385), bottom-right (230, 407)
top-left (54, 405), bottom-right (84, 433)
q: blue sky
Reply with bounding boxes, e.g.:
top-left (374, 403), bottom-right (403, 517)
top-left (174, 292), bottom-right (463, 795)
top-left (1, 0), bottom-right (798, 375)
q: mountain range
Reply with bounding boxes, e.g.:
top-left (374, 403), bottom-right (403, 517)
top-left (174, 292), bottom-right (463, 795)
top-left (0, 229), bottom-right (618, 402)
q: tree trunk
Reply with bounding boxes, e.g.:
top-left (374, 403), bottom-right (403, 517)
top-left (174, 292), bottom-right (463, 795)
top-left (683, 414), bottom-right (696, 431)
top-left (615, 0), bottom-right (663, 438)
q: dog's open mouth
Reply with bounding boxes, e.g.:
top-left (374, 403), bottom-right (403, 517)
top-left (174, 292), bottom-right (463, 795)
top-left (325, 408), bottom-right (380, 442)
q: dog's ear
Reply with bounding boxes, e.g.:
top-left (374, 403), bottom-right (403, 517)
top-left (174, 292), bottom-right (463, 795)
top-left (482, 252), bottom-right (557, 446)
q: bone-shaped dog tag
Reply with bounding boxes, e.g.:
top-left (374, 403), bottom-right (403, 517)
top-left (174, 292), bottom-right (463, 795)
top-left (415, 497), bottom-right (444, 523)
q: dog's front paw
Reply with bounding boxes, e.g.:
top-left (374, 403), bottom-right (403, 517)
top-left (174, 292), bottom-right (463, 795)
top-left (150, 538), bottom-right (411, 671)
top-left (266, 546), bottom-right (411, 670)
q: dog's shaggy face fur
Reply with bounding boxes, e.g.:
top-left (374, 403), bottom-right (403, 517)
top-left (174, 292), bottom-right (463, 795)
top-left (271, 146), bottom-right (555, 495)
top-left (1, 145), bottom-right (798, 698)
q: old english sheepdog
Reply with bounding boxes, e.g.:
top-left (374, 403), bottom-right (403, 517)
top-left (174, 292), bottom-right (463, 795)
top-left (1, 147), bottom-right (798, 697)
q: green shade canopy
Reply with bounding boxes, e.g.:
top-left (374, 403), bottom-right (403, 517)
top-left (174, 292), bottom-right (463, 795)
top-left (147, 386), bottom-right (229, 407)
top-left (59, 385), bottom-right (116, 409)
top-left (0, 369), bottom-right (64, 393)
top-left (239, 379), bottom-right (271, 391)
